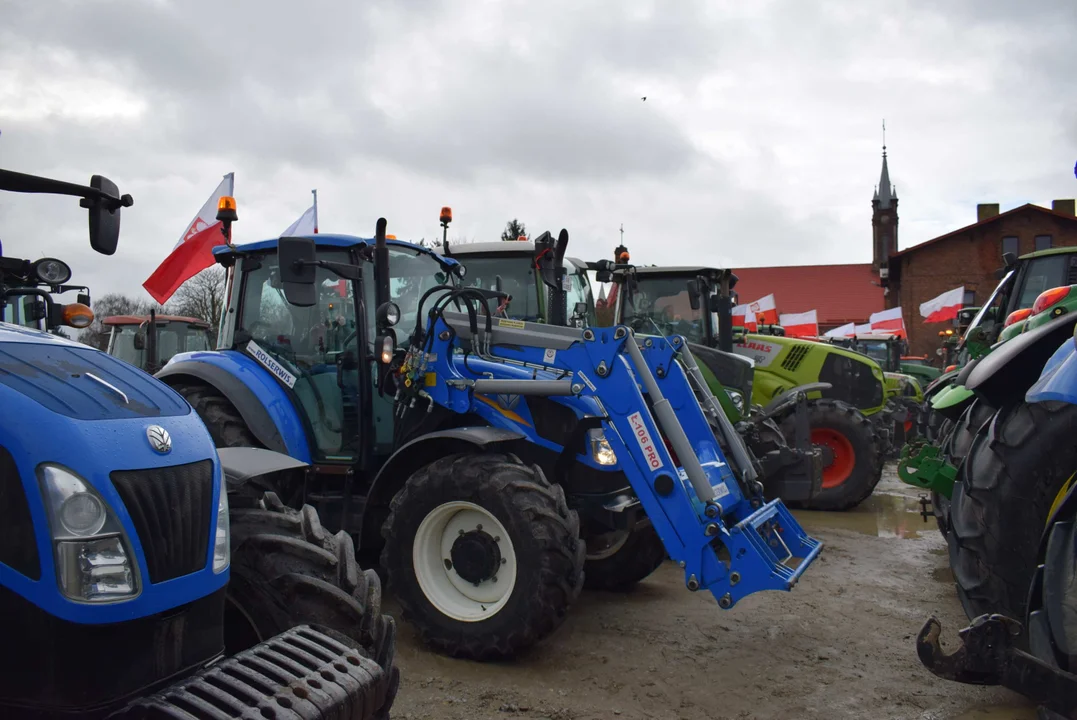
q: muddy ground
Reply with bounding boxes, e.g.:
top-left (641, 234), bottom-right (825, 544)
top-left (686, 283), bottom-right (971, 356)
top-left (386, 465), bottom-right (1037, 720)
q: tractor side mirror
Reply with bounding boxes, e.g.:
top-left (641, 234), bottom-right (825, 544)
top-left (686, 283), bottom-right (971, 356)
top-left (574, 301), bottom-right (588, 316)
top-left (707, 294), bottom-right (722, 312)
top-left (86, 175), bottom-right (123, 256)
top-left (133, 331), bottom-right (145, 350)
top-left (277, 236), bottom-right (318, 307)
top-left (1003, 252), bottom-right (1017, 268)
top-left (687, 280), bottom-right (701, 310)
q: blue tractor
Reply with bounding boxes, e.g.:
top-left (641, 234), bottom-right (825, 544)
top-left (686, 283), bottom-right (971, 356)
top-left (0, 168), bottom-right (397, 718)
top-left (157, 220), bottom-right (822, 661)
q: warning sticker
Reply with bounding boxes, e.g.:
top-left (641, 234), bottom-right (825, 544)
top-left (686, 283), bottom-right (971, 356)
top-left (543, 348), bottom-right (557, 364)
top-left (247, 340), bottom-right (297, 389)
top-left (498, 318), bottom-right (526, 329)
top-left (628, 411), bottom-right (663, 471)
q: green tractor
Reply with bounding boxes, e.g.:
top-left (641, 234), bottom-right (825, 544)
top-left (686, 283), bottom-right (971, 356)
top-left (608, 263), bottom-right (903, 511)
top-left (897, 246), bottom-right (1077, 533)
top-left (442, 237), bottom-right (825, 508)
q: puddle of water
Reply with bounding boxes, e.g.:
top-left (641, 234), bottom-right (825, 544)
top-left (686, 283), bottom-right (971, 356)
top-left (949, 704), bottom-right (1037, 720)
top-left (932, 566), bottom-right (954, 584)
top-left (792, 492), bottom-right (929, 539)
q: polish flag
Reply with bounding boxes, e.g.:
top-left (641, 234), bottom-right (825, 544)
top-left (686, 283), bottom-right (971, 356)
top-left (854, 323), bottom-right (872, 334)
top-left (779, 310), bottom-right (818, 338)
top-left (870, 307), bottom-right (906, 338)
top-left (748, 294), bottom-right (779, 325)
top-left (920, 286), bottom-right (965, 323)
top-left (732, 304), bottom-right (758, 331)
top-left (143, 173), bottom-right (235, 304)
top-left (825, 322), bottom-right (856, 338)
top-left (282, 190), bottom-right (319, 236)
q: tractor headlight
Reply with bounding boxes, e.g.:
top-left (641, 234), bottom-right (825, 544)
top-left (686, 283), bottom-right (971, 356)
top-left (726, 389), bottom-right (746, 414)
top-left (212, 483), bottom-right (230, 574)
top-left (37, 464), bottom-right (139, 603)
top-left (588, 428), bottom-right (618, 466)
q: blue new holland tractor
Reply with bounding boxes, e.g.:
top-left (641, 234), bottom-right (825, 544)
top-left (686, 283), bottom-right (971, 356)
top-left (156, 219), bottom-right (822, 662)
top-left (0, 168), bottom-right (397, 718)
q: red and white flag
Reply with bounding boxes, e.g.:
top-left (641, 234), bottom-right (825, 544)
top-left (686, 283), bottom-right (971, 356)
top-left (282, 189), bottom-right (319, 236)
top-left (779, 310), bottom-right (818, 338)
top-left (732, 304), bottom-right (758, 331)
top-left (824, 322), bottom-right (856, 338)
top-left (854, 323), bottom-right (872, 334)
top-left (143, 173), bottom-right (235, 304)
top-left (920, 286), bottom-right (965, 323)
top-left (748, 294), bottom-right (779, 325)
top-left (870, 307), bottom-right (906, 338)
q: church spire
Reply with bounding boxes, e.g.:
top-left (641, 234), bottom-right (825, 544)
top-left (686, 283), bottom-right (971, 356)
top-left (876, 120), bottom-right (896, 209)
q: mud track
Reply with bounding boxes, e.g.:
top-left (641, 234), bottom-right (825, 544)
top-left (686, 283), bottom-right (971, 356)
top-left (388, 466), bottom-right (1036, 720)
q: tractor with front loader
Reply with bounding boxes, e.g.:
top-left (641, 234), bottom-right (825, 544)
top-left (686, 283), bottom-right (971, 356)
top-left (154, 216), bottom-right (823, 661)
top-left (609, 262), bottom-right (899, 512)
top-left (0, 167), bottom-right (398, 718)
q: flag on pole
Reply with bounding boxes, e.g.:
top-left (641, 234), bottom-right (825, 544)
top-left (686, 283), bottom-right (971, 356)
top-left (732, 304), bottom-right (758, 332)
top-left (920, 286), bottom-right (965, 323)
top-left (870, 306), bottom-right (906, 338)
top-left (854, 322), bottom-right (872, 334)
top-left (143, 173), bottom-right (235, 305)
top-left (824, 322), bottom-right (856, 338)
top-left (748, 294), bottom-right (779, 325)
top-left (779, 310), bottom-right (818, 338)
top-left (282, 189), bottom-right (319, 236)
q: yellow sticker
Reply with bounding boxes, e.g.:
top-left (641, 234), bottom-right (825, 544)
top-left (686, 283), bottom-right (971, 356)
top-left (498, 318), bottom-right (526, 329)
top-left (424, 373), bottom-right (437, 387)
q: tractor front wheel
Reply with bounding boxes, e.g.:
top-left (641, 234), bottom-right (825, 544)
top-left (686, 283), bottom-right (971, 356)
top-left (949, 401), bottom-right (1077, 622)
top-left (781, 399), bottom-right (881, 511)
top-left (226, 491), bottom-right (399, 717)
top-left (380, 453), bottom-right (585, 661)
top-left (582, 523), bottom-right (667, 591)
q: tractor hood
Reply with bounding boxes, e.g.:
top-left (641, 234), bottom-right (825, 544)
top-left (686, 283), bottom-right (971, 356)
top-left (0, 323), bottom-right (190, 421)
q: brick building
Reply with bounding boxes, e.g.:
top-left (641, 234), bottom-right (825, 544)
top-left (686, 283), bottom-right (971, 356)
top-left (884, 200), bottom-right (1077, 358)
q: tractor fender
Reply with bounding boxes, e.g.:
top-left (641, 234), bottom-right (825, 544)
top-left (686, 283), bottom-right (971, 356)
top-left (1026, 334), bottom-right (1077, 405)
top-left (967, 313), bottom-right (1077, 408)
top-left (217, 446), bottom-right (309, 493)
top-left (761, 382), bottom-right (833, 419)
top-left (923, 368), bottom-right (962, 399)
top-left (360, 426), bottom-right (526, 548)
top-left (156, 353), bottom-right (311, 461)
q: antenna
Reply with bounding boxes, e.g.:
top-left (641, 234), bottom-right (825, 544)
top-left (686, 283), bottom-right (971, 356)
top-left (882, 119), bottom-right (887, 154)
top-left (620, 223), bottom-right (624, 244)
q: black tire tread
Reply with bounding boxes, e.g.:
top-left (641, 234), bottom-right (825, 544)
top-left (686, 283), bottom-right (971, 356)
top-left (380, 453), bottom-right (585, 661)
top-left (173, 382), bottom-right (261, 449)
top-left (583, 524), bottom-right (667, 591)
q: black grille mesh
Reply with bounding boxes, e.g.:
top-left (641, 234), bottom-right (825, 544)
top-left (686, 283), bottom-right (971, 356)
top-left (781, 344), bottom-right (812, 372)
top-left (0, 445), bottom-right (40, 580)
top-left (112, 459), bottom-right (214, 584)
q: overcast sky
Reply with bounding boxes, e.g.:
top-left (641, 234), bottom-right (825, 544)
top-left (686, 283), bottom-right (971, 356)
top-left (1, 0), bottom-right (1074, 305)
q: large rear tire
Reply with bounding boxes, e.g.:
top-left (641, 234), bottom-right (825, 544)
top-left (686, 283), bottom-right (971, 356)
top-left (949, 401), bottom-right (1077, 622)
top-left (381, 453), bottom-right (585, 661)
top-left (173, 382), bottom-right (261, 449)
top-left (227, 492), bottom-right (399, 716)
top-left (781, 399), bottom-right (881, 511)
top-left (582, 523), bottom-right (667, 591)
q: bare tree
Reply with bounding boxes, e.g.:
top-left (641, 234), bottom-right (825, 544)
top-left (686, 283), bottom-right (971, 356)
top-left (167, 266), bottom-right (227, 345)
top-left (78, 293), bottom-right (162, 350)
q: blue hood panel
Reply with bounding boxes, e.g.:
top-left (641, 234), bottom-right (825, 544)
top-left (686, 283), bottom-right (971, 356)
top-left (0, 342), bottom-right (190, 420)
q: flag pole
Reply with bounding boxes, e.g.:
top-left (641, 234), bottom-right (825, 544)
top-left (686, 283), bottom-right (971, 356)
top-left (312, 189), bottom-right (318, 234)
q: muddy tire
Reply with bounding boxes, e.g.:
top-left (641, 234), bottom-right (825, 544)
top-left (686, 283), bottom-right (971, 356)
top-left (381, 453), bottom-right (585, 661)
top-left (781, 399), bottom-right (881, 512)
top-left (227, 492), bottom-right (399, 716)
top-left (583, 523), bottom-right (667, 591)
top-left (949, 401), bottom-right (1077, 622)
top-left (173, 382), bottom-right (261, 449)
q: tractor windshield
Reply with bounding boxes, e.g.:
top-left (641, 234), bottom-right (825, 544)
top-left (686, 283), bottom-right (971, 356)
top-left (457, 254), bottom-right (542, 321)
top-left (109, 321), bottom-right (212, 369)
top-left (1014, 254), bottom-right (1077, 309)
top-left (855, 340), bottom-right (893, 370)
top-left (620, 275), bottom-right (707, 343)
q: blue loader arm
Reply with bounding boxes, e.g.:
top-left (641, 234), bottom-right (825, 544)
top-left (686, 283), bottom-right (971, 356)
top-left (404, 312), bottom-right (822, 608)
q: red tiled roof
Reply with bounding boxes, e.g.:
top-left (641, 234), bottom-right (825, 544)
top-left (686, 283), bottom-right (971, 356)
top-left (890, 203), bottom-right (1077, 258)
top-left (732, 263), bottom-right (884, 325)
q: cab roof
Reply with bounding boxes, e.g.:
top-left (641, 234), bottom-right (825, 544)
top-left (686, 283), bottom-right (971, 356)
top-left (211, 233), bottom-right (459, 269)
top-left (447, 241), bottom-right (534, 255)
top-left (103, 315), bottom-right (210, 328)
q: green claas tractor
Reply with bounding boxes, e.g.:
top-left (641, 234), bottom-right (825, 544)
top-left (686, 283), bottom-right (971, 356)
top-left (104, 310), bottom-right (212, 374)
top-left (610, 264), bottom-right (903, 511)
top-left (898, 246), bottom-right (1077, 535)
top-left (443, 236), bottom-right (825, 508)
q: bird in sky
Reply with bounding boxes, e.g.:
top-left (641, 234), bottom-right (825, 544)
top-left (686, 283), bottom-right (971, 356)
top-left (641, 96), bottom-right (647, 101)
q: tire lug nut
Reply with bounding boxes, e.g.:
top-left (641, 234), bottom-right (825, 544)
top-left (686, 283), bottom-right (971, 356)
top-left (494, 536), bottom-right (500, 542)
top-left (444, 559), bottom-right (453, 570)
top-left (476, 524), bottom-right (483, 531)
top-left (458, 529), bottom-right (465, 535)
top-left (501, 558), bottom-right (507, 564)
top-left (492, 576), bottom-right (498, 583)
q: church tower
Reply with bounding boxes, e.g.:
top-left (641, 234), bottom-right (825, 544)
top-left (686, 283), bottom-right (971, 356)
top-left (872, 130), bottom-right (899, 272)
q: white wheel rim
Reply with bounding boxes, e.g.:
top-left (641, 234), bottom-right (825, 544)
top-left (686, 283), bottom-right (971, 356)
top-left (412, 500), bottom-right (518, 622)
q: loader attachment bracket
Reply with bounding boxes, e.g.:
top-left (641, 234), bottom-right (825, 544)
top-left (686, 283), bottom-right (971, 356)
top-left (897, 441), bottom-right (958, 498)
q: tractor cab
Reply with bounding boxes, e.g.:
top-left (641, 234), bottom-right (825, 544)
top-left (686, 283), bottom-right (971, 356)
top-left (615, 265), bottom-right (734, 349)
top-left (104, 313), bottom-right (211, 372)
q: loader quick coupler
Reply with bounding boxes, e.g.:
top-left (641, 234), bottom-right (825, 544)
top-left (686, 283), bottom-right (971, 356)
top-left (897, 441), bottom-right (959, 498)
top-left (917, 615), bottom-right (1077, 719)
top-left (405, 297), bottom-right (822, 609)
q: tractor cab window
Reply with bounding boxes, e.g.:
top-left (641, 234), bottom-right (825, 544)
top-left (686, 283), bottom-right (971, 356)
top-left (856, 340), bottom-right (892, 370)
top-left (456, 254), bottom-right (541, 322)
top-left (621, 276), bottom-right (706, 343)
top-left (239, 249), bottom-right (362, 461)
top-left (1015, 254), bottom-right (1077, 310)
top-left (565, 266), bottom-right (596, 328)
top-left (109, 326), bottom-right (142, 366)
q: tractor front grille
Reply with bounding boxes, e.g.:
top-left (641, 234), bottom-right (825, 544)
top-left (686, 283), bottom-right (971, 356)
top-left (111, 459), bottom-right (214, 584)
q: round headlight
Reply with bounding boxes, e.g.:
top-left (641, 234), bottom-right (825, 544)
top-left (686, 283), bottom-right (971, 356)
top-left (60, 492), bottom-right (107, 536)
top-left (727, 390), bottom-right (745, 413)
top-left (455, 263), bottom-right (467, 279)
top-left (33, 258), bottom-right (72, 285)
top-left (376, 301), bottom-right (401, 328)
